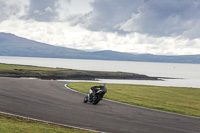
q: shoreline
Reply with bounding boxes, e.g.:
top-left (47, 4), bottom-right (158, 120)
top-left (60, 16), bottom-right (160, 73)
top-left (0, 63), bottom-right (166, 81)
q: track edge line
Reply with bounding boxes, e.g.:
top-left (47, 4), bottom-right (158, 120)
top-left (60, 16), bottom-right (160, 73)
top-left (0, 111), bottom-right (103, 133)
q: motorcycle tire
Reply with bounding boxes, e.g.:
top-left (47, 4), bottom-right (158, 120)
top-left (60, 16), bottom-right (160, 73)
top-left (92, 95), bottom-right (101, 105)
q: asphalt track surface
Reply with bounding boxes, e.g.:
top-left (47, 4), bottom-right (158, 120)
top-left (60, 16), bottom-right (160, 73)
top-left (0, 77), bottom-right (200, 133)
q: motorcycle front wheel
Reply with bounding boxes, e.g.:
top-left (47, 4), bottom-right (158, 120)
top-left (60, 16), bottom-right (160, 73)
top-left (83, 96), bottom-right (88, 103)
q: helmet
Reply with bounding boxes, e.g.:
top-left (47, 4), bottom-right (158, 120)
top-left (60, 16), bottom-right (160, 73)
top-left (100, 84), bottom-right (105, 87)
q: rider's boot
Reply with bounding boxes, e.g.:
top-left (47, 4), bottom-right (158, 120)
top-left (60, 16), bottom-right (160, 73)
top-left (88, 94), bottom-right (92, 102)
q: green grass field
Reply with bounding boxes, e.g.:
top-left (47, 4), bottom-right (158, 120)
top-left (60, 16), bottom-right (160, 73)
top-left (0, 113), bottom-right (94, 133)
top-left (68, 82), bottom-right (200, 117)
top-left (0, 63), bottom-right (63, 71)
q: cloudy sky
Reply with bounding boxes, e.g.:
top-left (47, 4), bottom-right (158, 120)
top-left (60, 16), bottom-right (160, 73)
top-left (0, 0), bottom-right (200, 55)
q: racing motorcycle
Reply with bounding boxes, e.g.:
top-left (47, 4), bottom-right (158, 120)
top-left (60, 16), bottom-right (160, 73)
top-left (83, 89), bottom-right (106, 105)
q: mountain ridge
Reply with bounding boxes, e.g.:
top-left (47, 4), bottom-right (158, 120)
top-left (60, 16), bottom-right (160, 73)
top-left (0, 32), bottom-right (200, 64)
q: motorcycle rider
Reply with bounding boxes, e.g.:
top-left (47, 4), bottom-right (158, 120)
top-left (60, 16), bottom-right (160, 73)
top-left (88, 84), bottom-right (107, 102)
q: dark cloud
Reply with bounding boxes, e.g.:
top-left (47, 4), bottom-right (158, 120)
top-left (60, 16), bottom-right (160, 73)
top-left (27, 0), bottom-right (58, 21)
top-left (84, 0), bottom-right (144, 32)
top-left (119, 0), bottom-right (200, 37)
top-left (1, 0), bottom-right (200, 39)
top-left (0, 1), bottom-right (9, 21)
top-left (82, 0), bottom-right (200, 38)
top-left (0, 1), bottom-right (28, 21)
top-left (0, 0), bottom-right (67, 22)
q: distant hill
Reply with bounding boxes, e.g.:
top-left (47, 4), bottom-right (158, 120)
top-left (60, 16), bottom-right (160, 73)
top-left (0, 32), bottom-right (88, 58)
top-left (0, 32), bottom-right (200, 64)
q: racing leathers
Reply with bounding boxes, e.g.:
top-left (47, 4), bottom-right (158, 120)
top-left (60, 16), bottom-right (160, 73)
top-left (88, 84), bottom-right (107, 102)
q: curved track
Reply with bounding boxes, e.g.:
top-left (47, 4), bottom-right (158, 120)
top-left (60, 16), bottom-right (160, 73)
top-left (0, 77), bottom-right (200, 133)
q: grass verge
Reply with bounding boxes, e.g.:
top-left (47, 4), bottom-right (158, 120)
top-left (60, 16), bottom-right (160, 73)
top-left (0, 113), bottom-right (95, 133)
top-left (68, 82), bottom-right (200, 117)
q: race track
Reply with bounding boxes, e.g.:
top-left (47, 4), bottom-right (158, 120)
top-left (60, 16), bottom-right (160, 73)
top-left (0, 77), bottom-right (200, 133)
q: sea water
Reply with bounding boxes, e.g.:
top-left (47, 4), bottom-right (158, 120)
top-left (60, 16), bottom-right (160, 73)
top-left (0, 56), bottom-right (200, 88)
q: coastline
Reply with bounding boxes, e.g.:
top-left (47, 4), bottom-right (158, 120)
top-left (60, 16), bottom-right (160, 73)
top-left (0, 63), bottom-right (163, 81)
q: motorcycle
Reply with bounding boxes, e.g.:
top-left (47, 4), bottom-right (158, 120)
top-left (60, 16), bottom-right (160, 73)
top-left (83, 89), bottom-right (106, 105)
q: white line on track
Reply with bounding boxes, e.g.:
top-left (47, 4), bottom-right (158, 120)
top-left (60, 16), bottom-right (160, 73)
top-left (0, 111), bottom-right (104, 133)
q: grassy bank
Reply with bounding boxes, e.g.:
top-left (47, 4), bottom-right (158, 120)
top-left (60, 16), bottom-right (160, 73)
top-left (0, 63), bottom-right (159, 80)
top-left (68, 82), bottom-right (200, 117)
top-left (0, 113), bottom-right (94, 133)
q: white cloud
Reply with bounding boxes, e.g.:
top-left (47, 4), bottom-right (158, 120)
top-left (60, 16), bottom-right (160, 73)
top-left (1, 18), bottom-right (200, 55)
top-left (45, 7), bottom-right (53, 12)
top-left (0, 0), bottom-right (200, 55)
